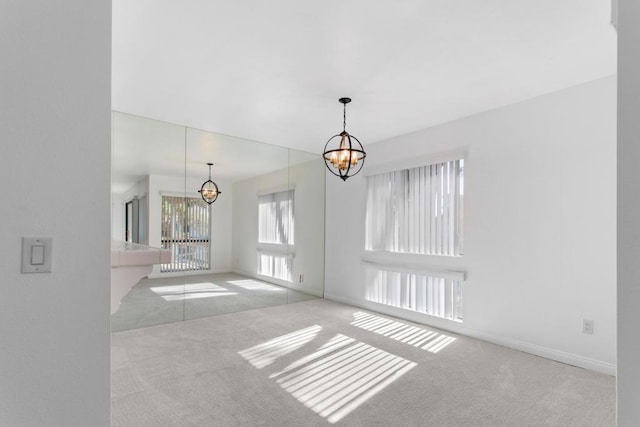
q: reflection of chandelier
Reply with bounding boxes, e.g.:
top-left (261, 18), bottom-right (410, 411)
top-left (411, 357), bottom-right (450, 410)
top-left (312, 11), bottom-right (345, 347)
top-left (323, 97), bottom-right (366, 181)
top-left (198, 162), bottom-right (221, 204)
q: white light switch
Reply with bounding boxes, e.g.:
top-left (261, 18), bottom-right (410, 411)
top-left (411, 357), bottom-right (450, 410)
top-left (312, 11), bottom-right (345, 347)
top-left (22, 237), bottom-right (52, 273)
top-left (31, 245), bottom-right (45, 265)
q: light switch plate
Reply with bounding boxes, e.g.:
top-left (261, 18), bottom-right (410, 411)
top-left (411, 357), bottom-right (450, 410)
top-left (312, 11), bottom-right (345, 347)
top-left (22, 237), bottom-right (52, 273)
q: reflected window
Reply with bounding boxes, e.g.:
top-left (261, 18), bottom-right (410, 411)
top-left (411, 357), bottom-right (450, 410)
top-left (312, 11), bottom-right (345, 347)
top-left (257, 253), bottom-right (292, 282)
top-left (257, 189), bottom-right (294, 282)
top-left (160, 195), bottom-right (210, 272)
top-left (258, 189), bottom-right (294, 244)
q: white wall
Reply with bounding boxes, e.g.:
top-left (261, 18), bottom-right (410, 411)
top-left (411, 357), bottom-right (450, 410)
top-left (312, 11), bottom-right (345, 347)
top-left (288, 159), bottom-right (326, 296)
top-left (233, 159), bottom-right (325, 296)
top-left (325, 76), bottom-right (616, 374)
top-left (0, 1), bottom-right (111, 426)
top-left (232, 168), bottom-right (287, 280)
top-left (617, 0), bottom-right (640, 423)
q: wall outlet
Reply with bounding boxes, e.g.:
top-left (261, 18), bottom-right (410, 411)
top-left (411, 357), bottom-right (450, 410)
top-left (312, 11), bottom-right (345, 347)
top-left (299, 274), bottom-right (304, 283)
top-left (582, 319), bottom-right (594, 335)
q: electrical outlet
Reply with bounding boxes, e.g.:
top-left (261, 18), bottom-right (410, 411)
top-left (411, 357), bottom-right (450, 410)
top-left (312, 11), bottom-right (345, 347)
top-left (299, 274), bottom-right (304, 283)
top-left (582, 319), bottom-right (594, 335)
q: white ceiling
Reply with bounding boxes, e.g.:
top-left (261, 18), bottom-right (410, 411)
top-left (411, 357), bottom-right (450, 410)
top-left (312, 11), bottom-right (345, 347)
top-left (112, 0), bottom-right (616, 155)
top-left (111, 112), bottom-right (316, 194)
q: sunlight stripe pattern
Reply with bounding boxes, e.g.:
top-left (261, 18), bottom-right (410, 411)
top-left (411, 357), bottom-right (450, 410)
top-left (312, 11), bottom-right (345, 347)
top-left (270, 335), bottom-right (416, 423)
top-left (240, 330), bottom-right (417, 423)
top-left (238, 325), bottom-right (321, 369)
top-left (351, 312), bottom-right (456, 353)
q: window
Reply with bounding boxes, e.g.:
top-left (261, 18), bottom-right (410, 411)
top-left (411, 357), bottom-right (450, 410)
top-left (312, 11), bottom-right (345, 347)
top-left (365, 265), bottom-right (463, 321)
top-left (257, 253), bottom-right (292, 282)
top-left (257, 189), bottom-right (294, 282)
top-left (160, 195), bottom-right (210, 272)
top-left (365, 159), bottom-right (464, 256)
top-left (364, 158), bottom-right (465, 321)
top-left (258, 189), bottom-right (294, 245)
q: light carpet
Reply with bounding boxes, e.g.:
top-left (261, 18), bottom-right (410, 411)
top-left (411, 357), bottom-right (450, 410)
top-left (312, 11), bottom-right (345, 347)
top-left (111, 273), bottom-right (318, 332)
top-left (112, 299), bottom-right (615, 426)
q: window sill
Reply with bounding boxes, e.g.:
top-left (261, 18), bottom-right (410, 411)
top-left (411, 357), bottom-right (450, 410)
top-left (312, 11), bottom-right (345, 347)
top-left (257, 243), bottom-right (295, 258)
top-left (362, 251), bottom-right (465, 274)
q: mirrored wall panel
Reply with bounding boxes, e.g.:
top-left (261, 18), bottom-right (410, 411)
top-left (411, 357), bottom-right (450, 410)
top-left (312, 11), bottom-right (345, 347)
top-left (110, 112), bottom-right (325, 331)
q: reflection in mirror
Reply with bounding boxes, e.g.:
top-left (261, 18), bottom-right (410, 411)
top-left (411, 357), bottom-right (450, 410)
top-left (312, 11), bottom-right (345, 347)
top-left (110, 113), bottom-right (186, 331)
top-left (286, 149), bottom-right (326, 303)
top-left (110, 112), bottom-right (325, 331)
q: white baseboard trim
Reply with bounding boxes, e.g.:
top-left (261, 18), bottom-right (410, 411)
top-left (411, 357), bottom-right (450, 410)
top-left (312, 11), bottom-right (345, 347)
top-left (324, 292), bottom-right (616, 376)
top-left (231, 268), bottom-right (324, 298)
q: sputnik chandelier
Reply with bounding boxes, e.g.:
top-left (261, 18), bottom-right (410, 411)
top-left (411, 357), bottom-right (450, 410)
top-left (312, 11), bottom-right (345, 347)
top-left (323, 97), bottom-right (366, 181)
top-left (198, 162), bottom-right (221, 204)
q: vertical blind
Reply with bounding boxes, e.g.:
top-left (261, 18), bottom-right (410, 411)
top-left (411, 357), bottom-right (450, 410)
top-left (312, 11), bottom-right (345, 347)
top-left (365, 159), bottom-right (464, 256)
top-left (257, 253), bottom-right (292, 282)
top-left (161, 195), bottom-right (210, 272)
top-left (257, 189), bottom-right (294, 282)
top-left (365, 266), bottom-right (463, 321)
top-left (258, 190), bottom-right (294, 245)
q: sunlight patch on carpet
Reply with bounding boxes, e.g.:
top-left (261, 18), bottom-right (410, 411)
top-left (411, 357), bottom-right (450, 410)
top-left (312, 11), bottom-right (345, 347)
top-left (242, 330), bottom-right (416, 423)
top-left (227, 279), bottom-right (284, 292)
top-left (238, 325), bottom-right (322, 369)
top-left (351, 312), bottom-right (456, 353)
top-left (150, 282), bottom-right (238, 301)
top-left (271, 334), bottom-right (416, 423)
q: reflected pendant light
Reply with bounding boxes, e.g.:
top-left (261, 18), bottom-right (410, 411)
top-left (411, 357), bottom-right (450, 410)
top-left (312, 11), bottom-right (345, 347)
top-left (323, 97), bottom-right (366, 181)
top-left (198, 162), bottom-right (221, 204)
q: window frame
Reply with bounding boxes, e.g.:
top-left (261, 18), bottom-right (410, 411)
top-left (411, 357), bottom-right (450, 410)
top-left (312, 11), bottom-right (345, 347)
top-left (362, 152), bottom-right (467, 323)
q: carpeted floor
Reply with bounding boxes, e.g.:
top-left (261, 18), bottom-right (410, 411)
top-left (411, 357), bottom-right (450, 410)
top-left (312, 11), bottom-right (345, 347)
top-left (111, 273), bottom-right (319, 332)
top-left (111, 299), bottom-right (615, 426)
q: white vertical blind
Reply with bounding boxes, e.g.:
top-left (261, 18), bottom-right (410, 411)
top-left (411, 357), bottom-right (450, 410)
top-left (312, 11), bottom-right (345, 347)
top-left (257, 189), bottom-right (294, 282)
top-left (364, 266), bottom-right (463, 321)
top-left (257, 253), bottom-right (292, 282)
top-left (365, 159), bottom-right (464, 256)
top-left (160, 195), bottom-right (210, 272)
top-left (258, 190), bottom-right (294, 245)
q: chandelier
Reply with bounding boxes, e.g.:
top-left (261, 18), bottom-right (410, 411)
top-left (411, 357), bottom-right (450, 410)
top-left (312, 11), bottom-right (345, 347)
top-left (323, 97), bottom-right (366, 181)
top-left (198, 162), bottom-right (221, 204)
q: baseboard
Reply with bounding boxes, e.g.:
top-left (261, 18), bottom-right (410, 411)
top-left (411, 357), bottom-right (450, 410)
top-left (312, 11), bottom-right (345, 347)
top-left (230, 269), bottom-right (324, 297)
top-left (323, 292), bottom-right (616, 376)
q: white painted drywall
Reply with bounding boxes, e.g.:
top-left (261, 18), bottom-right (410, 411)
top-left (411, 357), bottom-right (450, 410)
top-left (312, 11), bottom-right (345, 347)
top-left (287, 159), bottom-right (326, 296)
top-left (325, 76), bottom-right (617, 373)
top-left (233, 159), bottom-right (325, 296)
top-left (617, 0), bottom-right (640, 423)
top-left (232, 167), bottom-right (288, 280)
top-left (0, 1), bottom-right (111, 425)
